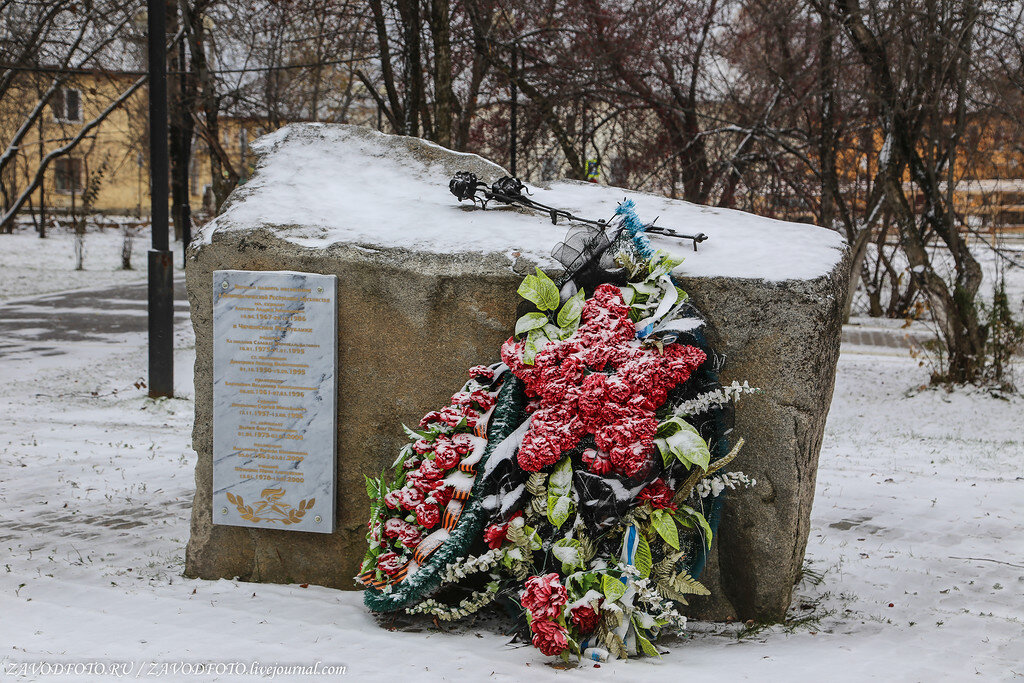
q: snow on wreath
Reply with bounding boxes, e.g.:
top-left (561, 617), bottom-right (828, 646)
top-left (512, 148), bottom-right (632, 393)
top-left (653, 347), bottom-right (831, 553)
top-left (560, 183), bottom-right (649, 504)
top-left (357, 187), bottom-right (758, 662)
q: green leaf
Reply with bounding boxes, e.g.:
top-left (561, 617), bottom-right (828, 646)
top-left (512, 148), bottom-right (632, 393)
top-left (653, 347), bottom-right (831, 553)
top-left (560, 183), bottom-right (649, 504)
top-left (547, 456), bottom-right (574, 529)
top-left (542, 323), bottom-right (562, 340)
top-left (649, 250), bottom-right (683, 278)
top-left (391, 443), bottom-right (413, 470)
top-left (667, 571), bottom-right (711, 596)
top-left (517, 267), bottom-right (561, 311)
top-left (631, 281), bottom-right (658, 297)
top-left (515, 311), bottom-right (549, 336)
top-left (633, 533), bottom-right (652, 579)
top-left (558, 318), bottom-right (580, 340)
top-left (634, 623), bottom-right (660, 657)
top-left (392, 466), bottom-right (408, 490)
top-left (650, 508), bottom-right (680, 550)
top-left (548, 496), bottom-right (572, 529)
top-left (359, 544), bottom-right (382, 573)
top-left (401, 424), bottom-right (425, 442)
top-left (565, 633), bottom-right (581, 656)
top-left (656, 439), bottom-right (674, 467)
top-left (579, 572), bottom-right (600, 594)
top-left (523, 328), bottom-right (544, 365)
top-left (552, 538), bottom-right (583, 573)
top-left (675, 505), bottom-right (714, 549)
top-left (556, 288), bottom-right (586, 327)
top-left (601, 573), bottom-right (627, 603)
top-left (522, 524), bottom-right (543, 550)
top-left (548, 455), bottom-right (573, 496)
top-left (655, 416), bottom-right (711, 472)
top-left (669, 428), bottom-right (710, 471)
top-left (364, 475), bottom-right (380, 500)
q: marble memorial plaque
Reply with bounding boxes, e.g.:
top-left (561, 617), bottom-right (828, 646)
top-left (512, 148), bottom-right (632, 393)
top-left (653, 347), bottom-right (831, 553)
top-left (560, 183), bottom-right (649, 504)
top-left (212, 270), bottom-right (336, 533)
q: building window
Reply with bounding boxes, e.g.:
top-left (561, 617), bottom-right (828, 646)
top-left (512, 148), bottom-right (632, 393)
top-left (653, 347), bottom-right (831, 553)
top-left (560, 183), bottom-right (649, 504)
top-left (52, 87), bottom-right (82, 123)
top-left (54, 157), bottom-right (82, 193)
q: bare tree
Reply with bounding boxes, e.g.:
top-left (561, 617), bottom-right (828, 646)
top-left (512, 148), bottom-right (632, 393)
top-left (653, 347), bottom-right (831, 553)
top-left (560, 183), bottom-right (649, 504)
top-left (829, 0), bottom-right (988, 382)
top-left (0, 0), bottom-right (150, 232)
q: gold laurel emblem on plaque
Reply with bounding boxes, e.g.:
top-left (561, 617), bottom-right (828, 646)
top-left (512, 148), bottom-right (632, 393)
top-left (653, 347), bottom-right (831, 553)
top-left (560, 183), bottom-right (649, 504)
top-left (226, 488), bottom-right (315, 524)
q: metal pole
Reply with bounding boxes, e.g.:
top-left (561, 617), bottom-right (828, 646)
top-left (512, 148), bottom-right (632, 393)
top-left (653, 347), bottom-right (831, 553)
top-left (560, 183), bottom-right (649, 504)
top-left (147, 0), bottom-right (174, 398)
top-left (509, 47), bottom-right (517, 178)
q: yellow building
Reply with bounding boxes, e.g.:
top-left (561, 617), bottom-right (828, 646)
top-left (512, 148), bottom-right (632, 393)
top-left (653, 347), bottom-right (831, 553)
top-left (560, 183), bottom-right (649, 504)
top-left (0, 69), bottom-right (265, 227)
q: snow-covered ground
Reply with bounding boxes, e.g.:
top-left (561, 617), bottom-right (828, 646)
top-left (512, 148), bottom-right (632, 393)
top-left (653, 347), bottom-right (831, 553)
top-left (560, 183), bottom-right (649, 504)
top-left (0, 223), bottom-right (185, 303)
top-left (1, 284), bottom-right (1022, 680)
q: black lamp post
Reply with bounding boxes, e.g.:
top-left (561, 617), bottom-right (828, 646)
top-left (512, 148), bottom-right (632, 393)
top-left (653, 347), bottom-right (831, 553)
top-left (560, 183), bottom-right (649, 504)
top-left (147, 0), bottom-right (174, 398)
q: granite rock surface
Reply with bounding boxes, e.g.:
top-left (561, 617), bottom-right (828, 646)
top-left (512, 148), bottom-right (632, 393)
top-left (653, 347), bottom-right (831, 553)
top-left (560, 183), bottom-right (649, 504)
top-left (185, 123), bottom-right (849, 621)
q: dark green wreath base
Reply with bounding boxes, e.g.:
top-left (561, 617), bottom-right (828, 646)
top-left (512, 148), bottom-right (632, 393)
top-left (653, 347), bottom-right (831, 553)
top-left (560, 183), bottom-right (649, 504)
top-left (364, 375), bottom-right (528, 613)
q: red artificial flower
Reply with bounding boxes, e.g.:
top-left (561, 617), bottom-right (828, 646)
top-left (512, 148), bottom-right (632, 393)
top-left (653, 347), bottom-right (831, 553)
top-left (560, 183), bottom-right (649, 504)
top-left (605, 377), bottom-right (631, 403)
top-left (638, 478), bottom-right (677, 510)
top-left (450, 391), bottom-right (473, 406)
top-left (437, 406), bottom-right (461, 426)
top-left (521, 573), bottom-right (568, 620)
top-left (433, 440), bottom-right (460, 470)
top-left (569, 603), bottom-right (602, 634)
top-left (432, 485), bottom-right (454, 508)
top-left (469, 365), bottom-right (495, 381)
top-left (382, 518), bottom-right (423, 548)
top-left (501, 282), bottom-right (707, 478)
top-left (581, 448), bottom-right (613, 475)
top-left (438, 405), bottom-right (478, 429)
top-left (396, 524), bottom-right (422, 547)
top-left (415, 502), bottom-right (440, 529)
top-left (482, 511), bottom-right (522, 549)
top-left (608, 439), bottom-right (657, 479)
top-left (469, 390), bottom-right (496, 410)
top-left (418, 411), bottom-right (441, 428)
top-left (418, 459), bottom-right (445, 481)
top-left (530, 619), bottom-right (569, 657)
top-left (398, 487), bottom-right (424, 510)
top-left (451, 433), bottom-right (475, 455)
top-left (483, 523), bottom-right (507, 549)
top-left (412, 439), bottom-right (433, 455)
top-left (383, 518), bottom-right (406, 538)
top-left (515, 402), bottom-right (586, 472)
top-left (404, 472), bottom-right (432, 495)
top-left (383, 490), bottom-right (403, 509)
top-left (377, 551), bottom-right (404, 576)
top-left (402, 457), bottom-right (421, 470)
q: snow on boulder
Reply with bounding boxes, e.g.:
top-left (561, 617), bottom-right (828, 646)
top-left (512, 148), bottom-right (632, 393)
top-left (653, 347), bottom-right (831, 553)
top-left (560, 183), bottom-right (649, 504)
top-left (197, 123), bottom-right (844, 282)
top-left (184, 123), bottom-right (849, 622)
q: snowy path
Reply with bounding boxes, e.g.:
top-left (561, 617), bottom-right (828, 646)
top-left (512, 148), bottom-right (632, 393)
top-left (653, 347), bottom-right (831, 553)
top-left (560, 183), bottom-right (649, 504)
top-left (0, 279), bottom-right (187, 363)
top-left (1, 292), bottom-right (1022, 681)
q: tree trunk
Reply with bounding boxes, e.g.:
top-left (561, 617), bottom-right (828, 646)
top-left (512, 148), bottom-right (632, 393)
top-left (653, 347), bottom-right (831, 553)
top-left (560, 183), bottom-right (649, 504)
top-left (168, 0), bottom-right (192, 244)
top-left (427, 0), bottom-right (453, 146)
top-left (396, 0), bottom-right (422, 136)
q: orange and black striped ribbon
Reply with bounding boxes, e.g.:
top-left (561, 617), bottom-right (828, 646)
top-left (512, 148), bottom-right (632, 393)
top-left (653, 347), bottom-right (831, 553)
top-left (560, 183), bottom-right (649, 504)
top-left (412, 531), bottom-right (448, 565)
top-left (362, 383), bottom-right (503, 590)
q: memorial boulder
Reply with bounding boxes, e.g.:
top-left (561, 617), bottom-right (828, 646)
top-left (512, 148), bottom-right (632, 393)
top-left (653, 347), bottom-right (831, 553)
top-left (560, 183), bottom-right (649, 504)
top-left (184, 123), bottom-right (848, 622)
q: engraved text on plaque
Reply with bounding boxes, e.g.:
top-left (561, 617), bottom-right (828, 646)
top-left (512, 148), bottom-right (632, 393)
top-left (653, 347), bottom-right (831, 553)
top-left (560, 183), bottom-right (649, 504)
top-left (212, 269), bottom-right (336, 533)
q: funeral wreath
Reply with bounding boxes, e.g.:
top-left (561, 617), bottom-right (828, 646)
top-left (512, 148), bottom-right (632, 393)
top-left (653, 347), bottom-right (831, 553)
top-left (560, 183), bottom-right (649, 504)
top-left (357, 186), bottom-right (757, 662)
